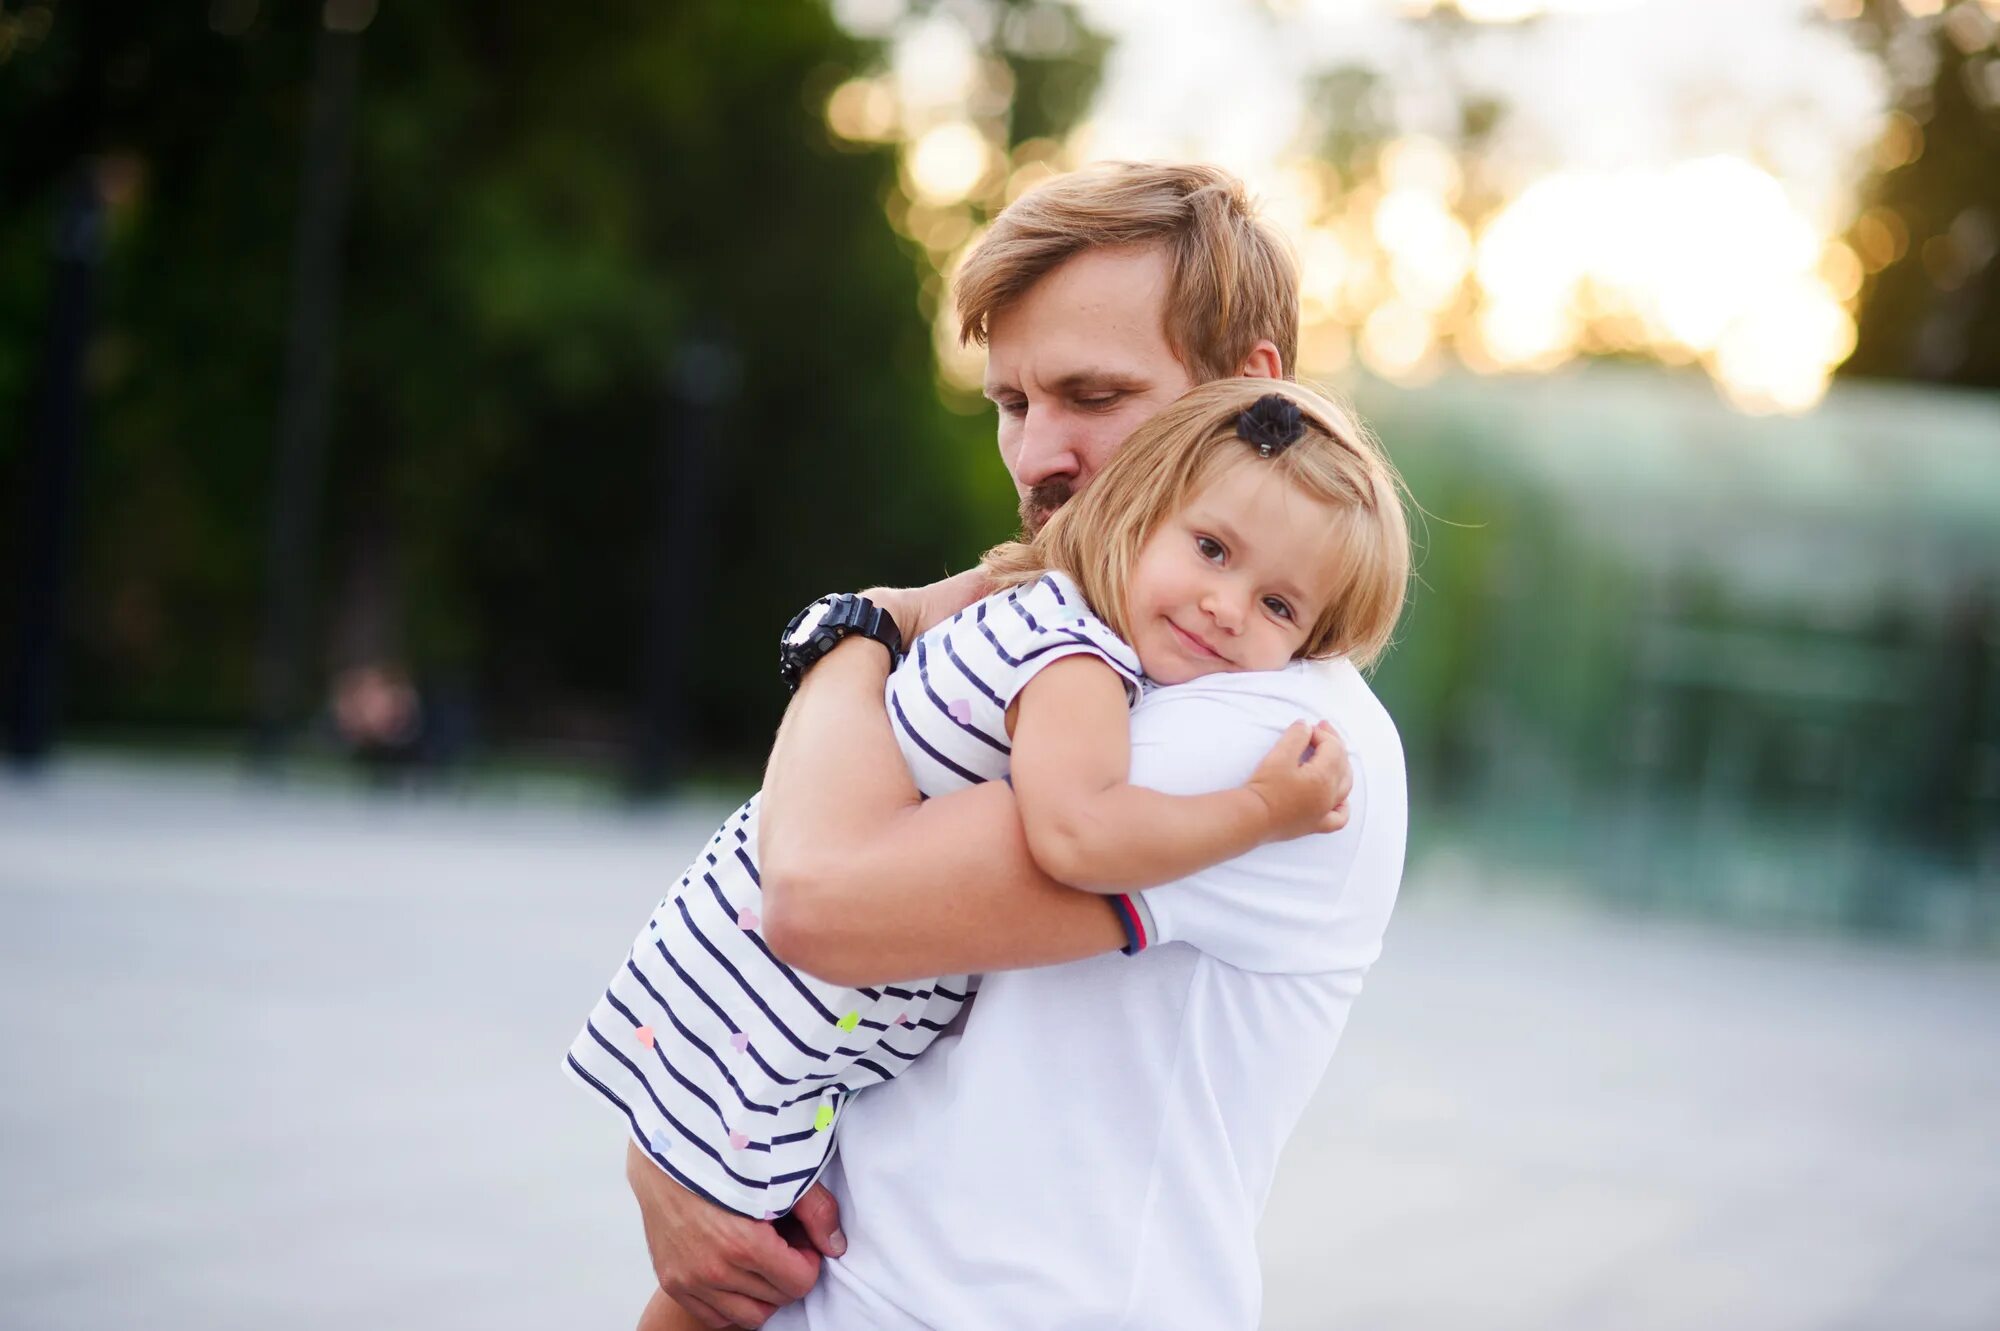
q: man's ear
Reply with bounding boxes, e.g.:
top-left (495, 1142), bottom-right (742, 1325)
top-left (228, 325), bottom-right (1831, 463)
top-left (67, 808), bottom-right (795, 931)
top-left (1238, 340), bottom-right (1283, 380)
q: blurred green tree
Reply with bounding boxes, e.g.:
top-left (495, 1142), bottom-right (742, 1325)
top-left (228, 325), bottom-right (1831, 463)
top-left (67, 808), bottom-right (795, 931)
top-left (1846, 0), bottom-right (2000, 389)
top-left (2, 1), bottom-right (1099, 769)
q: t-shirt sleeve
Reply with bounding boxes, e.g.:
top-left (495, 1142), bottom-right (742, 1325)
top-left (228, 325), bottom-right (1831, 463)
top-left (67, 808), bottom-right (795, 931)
top-left (981, 576), bottom-right (1144, 709)
top-left (1124, 683), bottom-right (1373, 974)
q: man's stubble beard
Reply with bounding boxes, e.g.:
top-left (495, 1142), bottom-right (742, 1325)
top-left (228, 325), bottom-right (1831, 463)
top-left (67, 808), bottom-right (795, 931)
top-left (1019, 479), bottom-right (1074, 537)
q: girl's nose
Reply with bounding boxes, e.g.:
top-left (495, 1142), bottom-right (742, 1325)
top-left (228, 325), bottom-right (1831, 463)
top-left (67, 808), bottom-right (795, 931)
top-left (1202, 587), bottom-right (1245, 633)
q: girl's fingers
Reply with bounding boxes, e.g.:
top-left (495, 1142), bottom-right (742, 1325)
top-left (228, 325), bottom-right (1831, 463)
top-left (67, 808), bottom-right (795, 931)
top-left (1306, 724), bottom-right (1350, 782)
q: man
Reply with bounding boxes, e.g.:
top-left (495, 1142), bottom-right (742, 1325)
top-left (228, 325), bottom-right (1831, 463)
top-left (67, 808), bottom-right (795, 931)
top-left (627, 162), bottom-right (1409, 1329)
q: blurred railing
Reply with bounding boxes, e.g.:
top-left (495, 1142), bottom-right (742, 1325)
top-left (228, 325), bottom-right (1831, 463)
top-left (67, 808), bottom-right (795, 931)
top-left (1360, 364), bottom-right (2000, 947)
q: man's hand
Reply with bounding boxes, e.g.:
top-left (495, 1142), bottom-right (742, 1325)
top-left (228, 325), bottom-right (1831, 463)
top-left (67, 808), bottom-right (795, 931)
top-left (627, 1140), bottom-right (845, 1328)
top-left (1246, 720), bottom-right (1352, 842)
top-left (863, 567), bottom-right (993, 647)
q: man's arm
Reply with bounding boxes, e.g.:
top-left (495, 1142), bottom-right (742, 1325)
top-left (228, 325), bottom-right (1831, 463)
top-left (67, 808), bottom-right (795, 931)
top-left (759, 634), bottom-right (1128, 987)
top-left (631, 580), bottom-right (1124, 1331)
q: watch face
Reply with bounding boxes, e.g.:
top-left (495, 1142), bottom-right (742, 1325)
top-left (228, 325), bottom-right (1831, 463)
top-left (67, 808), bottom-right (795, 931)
top-left (786, 600), bottom-right (833, 647)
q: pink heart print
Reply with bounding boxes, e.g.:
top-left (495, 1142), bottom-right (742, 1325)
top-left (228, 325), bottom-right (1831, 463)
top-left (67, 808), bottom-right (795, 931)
top-left (729, 1130), bottom-right (750, 1150)
top-left (634, 1025), bottom-right (656, 1049)
top-left (947, 698), bottom-right (972, 725)
top-left (731, 1032), bottom-right (751, 1052)
top-left (892, 1013), bottom-right (908, 1026)
top-left (737, 908), bottom-right (759, 930)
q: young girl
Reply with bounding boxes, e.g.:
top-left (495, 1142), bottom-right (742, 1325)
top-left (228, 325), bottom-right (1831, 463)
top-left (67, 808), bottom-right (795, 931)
top-left (566, 377), bottom-right (1409, 1331)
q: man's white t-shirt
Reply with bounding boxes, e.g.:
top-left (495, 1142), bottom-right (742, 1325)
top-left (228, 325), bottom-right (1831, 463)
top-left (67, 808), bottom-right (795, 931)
top-left (766, 657), bottom-right (1408, 1331)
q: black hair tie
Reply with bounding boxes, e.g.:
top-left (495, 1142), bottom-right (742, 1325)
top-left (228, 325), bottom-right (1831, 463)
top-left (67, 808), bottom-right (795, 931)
top-left (1236, 393), bottom-right (1305, 458)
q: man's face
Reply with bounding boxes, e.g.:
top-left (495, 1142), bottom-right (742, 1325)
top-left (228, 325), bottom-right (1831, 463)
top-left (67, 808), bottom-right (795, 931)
top-left (982, 245), bottom-right (1196, 533)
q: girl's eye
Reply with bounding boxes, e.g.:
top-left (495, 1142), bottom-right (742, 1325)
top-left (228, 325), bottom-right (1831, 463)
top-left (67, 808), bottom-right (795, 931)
top-left (1195, 535), bottom-right (1225, 563)
top-left (1263, 596), bottom-right (1295, 621)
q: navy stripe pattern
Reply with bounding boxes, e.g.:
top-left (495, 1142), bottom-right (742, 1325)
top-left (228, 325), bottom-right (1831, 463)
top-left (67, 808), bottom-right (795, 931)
top-left (891, 572), bottom-right (1141, 794)
top-left (564, 571), bottom-right (1144, 1219)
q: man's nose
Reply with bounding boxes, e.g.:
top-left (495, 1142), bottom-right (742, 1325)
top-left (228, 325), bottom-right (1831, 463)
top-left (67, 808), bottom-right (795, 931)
top-left (1013, 410), bottom-right (1083, 490)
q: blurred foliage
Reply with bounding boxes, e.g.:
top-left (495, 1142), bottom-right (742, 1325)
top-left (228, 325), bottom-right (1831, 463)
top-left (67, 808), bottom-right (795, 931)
top-left (999, 13), bottom-right (1108, 145)
top-left (0, 0), bottom-right (1101, 758)
top-left (4, 1), bottom-right (1995, 946)
top-left (1846, 0), bottom-right (2000, 390)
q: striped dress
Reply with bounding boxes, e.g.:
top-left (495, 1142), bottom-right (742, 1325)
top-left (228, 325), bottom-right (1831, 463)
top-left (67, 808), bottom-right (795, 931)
top-left (563, 571), bottom-right (1143, 1218)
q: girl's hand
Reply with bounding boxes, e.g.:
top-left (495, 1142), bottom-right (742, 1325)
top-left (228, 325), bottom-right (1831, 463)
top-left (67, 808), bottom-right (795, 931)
top-left (1246, 720), bottom-right (1352, 842)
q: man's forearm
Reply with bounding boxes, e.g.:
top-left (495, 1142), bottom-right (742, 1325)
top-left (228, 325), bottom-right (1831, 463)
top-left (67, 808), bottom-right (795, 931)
top-left (758, 637), bottom-right (1126, 985)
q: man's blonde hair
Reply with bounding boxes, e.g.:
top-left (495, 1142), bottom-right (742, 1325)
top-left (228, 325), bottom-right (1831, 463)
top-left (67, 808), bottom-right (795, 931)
top-left (955, 162), bottom-right (1300, 381)
top-left (983, 379), bottom-right (1409, 671)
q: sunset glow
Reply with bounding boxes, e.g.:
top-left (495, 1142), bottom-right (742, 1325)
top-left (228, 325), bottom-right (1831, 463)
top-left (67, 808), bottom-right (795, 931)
top-left (823, 0), bottom-right (1974, 415)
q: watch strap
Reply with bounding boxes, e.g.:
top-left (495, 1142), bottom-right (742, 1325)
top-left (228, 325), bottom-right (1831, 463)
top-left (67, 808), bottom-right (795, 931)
top-left (780, 593), bottom-right (902, 693)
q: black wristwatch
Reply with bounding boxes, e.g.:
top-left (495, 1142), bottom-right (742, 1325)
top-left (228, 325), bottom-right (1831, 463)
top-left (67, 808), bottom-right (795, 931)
top-left (779, 593), bottom-right (903, 693)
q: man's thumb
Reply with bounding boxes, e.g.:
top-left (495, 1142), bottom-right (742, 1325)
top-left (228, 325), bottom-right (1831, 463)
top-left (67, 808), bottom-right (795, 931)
top-left (790, 1183), bottom-right (847, 1258)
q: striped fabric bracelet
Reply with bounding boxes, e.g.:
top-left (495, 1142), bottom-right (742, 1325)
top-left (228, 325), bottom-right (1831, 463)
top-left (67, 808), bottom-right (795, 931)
top-left (1001, 774), bottom-right (1150, 954)
top-left (1109, 893), bottom-right (1151, 955)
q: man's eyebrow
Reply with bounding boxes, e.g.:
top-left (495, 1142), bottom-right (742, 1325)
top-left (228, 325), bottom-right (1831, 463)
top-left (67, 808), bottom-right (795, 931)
top-left (986, 370), bottom-right (1146, 401)
top-left (1049, 369), bottom-right (1147, 392)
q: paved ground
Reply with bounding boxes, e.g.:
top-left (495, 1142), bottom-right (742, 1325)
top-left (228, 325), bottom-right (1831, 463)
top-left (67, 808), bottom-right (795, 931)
top-left (2, 760), bottom-right (1996, 1330)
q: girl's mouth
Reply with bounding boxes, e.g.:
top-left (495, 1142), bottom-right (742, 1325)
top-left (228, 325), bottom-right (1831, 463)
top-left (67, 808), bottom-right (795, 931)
top-left (1169, 621), bottom-right (1223, 661)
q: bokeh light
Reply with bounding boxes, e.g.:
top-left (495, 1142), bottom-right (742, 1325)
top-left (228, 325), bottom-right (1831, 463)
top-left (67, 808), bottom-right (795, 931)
top-left (823, 0), bottom-right (1996, 413)
top-left (904, 121), bottom-right (994, 206)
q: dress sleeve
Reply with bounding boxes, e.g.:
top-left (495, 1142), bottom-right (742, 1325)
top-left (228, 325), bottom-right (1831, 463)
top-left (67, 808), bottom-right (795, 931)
top-left (980, 575), bottom-right (1145, 709)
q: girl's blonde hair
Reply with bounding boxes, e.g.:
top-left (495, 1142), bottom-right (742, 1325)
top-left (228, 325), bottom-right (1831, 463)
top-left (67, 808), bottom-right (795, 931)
top-left (983, 379), bottom-right (1410, 670)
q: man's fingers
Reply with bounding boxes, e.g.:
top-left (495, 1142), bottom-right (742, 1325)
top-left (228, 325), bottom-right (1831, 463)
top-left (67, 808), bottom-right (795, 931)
top-left (622, 1139), bottom-right (814, 1327)
top-left (786, 1183), bottom-right (848, 1259)
top-left (739, 1221), bottom-right (823, 1301)
top-left (678, 1280), bottom-right (777, 1329)
top-left (713, 1259), bottom-right (804, 1311)
top-left (694, 1288), bottom-right (776, 1329)
top-left (673, 1291), bottom-right (735, 1330)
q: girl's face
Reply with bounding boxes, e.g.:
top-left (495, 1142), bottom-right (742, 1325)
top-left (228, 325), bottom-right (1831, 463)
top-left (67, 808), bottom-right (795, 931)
top-left (1124, 458), bottom-right (1344, 685)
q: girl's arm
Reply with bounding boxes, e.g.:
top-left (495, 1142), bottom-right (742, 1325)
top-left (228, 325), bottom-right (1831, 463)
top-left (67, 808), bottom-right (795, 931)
top-left (1009, 655), bottom-right (1347, 893)
top-left (759, 636), bottom-right (1133, 988)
